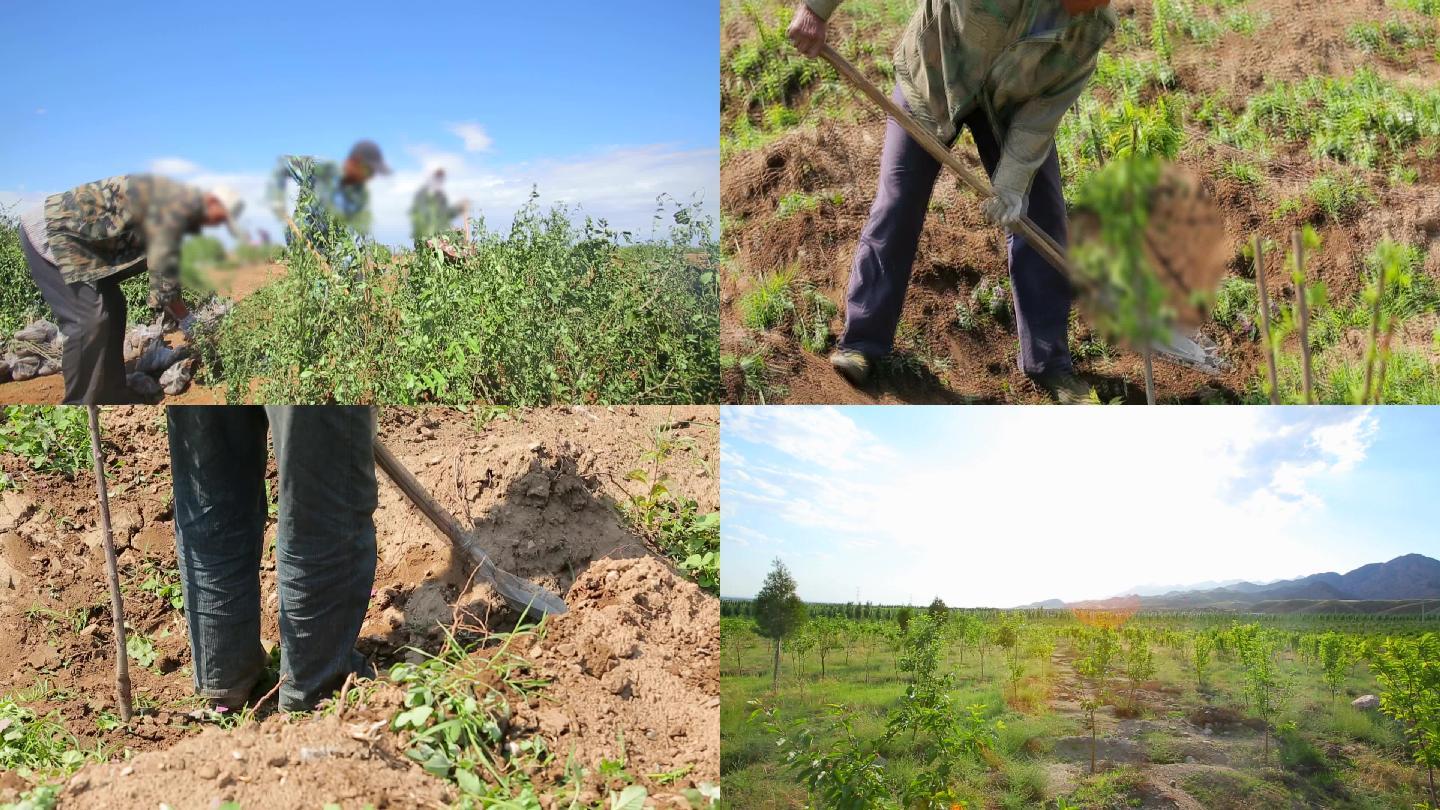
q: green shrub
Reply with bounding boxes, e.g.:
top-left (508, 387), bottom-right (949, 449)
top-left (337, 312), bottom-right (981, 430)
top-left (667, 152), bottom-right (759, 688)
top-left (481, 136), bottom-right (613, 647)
top-left (792, 284), bottom-right (838, 353)
top-left (1242, 68), bottom-right (1440, 168)
top-left (738, 268), bottom-right (796, 330)
top-left (0, 216), bottom-right (45, 337)
top-left (1212, 277), bottom-right (1258, 330)
top-left (0, 407), bottom-right (91, 479)
top-left (1308, 173), bottom-right (1372, 221)
top-left (775, 192), bottom-right (820, 220)
top-left (202, 192), bottom-right (719, 405)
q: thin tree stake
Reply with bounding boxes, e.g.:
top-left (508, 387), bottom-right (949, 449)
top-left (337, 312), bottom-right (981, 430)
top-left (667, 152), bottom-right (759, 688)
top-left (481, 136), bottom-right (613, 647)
top-left (1253, 236), bottom-right (1279, 404)
top-left (1363, 262), bottom-right (1388, 404)
top-left (88, 406), bottom-right (132, 722)
top-left (1293, 230), bottom-right (1313, 404)
top-left (1373, 327), bottom-right (1395, 405)
top-left (1142, 345), bottom-right (1156, 405)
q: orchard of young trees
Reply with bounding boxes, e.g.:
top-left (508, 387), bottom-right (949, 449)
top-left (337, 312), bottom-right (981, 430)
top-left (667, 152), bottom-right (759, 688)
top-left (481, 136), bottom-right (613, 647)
top-left (723, 560), bottom-right (1440, 808)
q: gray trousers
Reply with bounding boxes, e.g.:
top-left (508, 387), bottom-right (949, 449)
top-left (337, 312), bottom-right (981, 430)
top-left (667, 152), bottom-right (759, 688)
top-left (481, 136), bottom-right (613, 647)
top-left (167, 406), bottom-right (379, 712)
top-left (840, 86), bottom-right (1074, 375)
top-left (19, 227), bottom-right (130, 404)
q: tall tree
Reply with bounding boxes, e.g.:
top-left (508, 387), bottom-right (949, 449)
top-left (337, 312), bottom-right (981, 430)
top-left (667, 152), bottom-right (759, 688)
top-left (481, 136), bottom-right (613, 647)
top-left (754, 558), bottom-right (807, 691)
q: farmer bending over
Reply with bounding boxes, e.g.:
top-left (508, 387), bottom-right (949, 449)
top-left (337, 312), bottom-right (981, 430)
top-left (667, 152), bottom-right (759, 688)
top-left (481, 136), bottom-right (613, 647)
top-left (167, 406), bottom-right (378, 713)
top-left (789, 0), bottom-right (1115, 402)
top-left (18, 176), bottom-right (243, 404)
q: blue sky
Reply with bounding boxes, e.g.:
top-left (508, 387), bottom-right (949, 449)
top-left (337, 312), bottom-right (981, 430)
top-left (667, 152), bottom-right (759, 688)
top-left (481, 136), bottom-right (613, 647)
top-left (722, 406), bottom-right (1440, 606)
top-left (0, 1), bottom-right (718, 246)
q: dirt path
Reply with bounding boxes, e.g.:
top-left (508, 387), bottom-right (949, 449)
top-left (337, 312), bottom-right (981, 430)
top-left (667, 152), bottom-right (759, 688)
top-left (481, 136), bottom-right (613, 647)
top-left (0, 405), bottom-right (719, 805)
top-left (1043, 652), bottom-right (1267, 808)
top-left (0, 261), bottom-right (283, 405)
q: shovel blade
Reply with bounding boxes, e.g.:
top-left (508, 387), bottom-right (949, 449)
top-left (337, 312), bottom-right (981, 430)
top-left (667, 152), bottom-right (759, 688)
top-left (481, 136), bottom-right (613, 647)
top-left (1153, 331), bottom-right (1225, 375)
top-left (491, 566), bottom-right (569, 617)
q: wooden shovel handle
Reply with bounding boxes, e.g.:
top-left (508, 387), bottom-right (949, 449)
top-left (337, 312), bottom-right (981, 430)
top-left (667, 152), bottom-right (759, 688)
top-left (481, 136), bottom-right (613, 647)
top-left (818, 44), bottom-right (1078, 282)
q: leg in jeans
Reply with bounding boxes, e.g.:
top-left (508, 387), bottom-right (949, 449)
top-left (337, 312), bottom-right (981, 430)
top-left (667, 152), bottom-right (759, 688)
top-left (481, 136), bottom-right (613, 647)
top-left (168, 406), bottom-right (271, 706)
top-left (267, 406), bottom-right (378, 711)
top-left (20, 228), bottom-right (129, 403)
top-left (960, 111), bottom-right (1074, 375)
top-left (839, 85), bottom-right (950, 357)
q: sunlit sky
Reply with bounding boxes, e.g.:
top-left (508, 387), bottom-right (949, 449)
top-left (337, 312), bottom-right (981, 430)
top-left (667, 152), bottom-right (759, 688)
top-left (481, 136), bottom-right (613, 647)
top-left (0, 1), bottom-right (718, 247)
top-left (721, 406), bottom-right (1440, 607)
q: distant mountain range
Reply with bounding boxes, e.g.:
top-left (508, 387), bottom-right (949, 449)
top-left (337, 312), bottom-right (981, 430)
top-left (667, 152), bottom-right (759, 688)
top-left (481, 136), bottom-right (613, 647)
top-left (1019, 554), bottom-right (1440, 614)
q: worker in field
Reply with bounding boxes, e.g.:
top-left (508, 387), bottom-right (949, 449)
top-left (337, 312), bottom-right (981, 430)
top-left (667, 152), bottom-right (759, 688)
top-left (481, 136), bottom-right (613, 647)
top-left (788, 0), bottom-right (1116, 403)
top-left (16, 175), bottom-right (244, 404)
top-left (409, 168), bottom-right (469, 242)
top-left (269, 139), bottom-right (390, 244)
top-left (167, 405), bottom-right (378, 712)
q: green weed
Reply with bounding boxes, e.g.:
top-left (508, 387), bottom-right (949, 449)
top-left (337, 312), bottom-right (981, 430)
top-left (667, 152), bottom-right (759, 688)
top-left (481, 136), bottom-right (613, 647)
top-left (390, 626), bottom-right (549, 804)
top-left (738, 268), bottom-right (795, 331)
top-left (621, 467), bottom-right (720, 593)
top-left (203, 190), bottom-right (719, 405)
top-left (0, 407), bottom-right (91, 479)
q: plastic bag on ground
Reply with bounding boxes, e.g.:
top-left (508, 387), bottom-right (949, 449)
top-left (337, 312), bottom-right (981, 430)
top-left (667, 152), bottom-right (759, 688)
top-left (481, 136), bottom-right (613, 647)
top-left (9, 356), bottom-right (41, 381)
top-left (134, 343), bottom-right (192, 374)
top-left (159, 358), bottom-right (195, 396)
top-left (124, 323), bottom-right (165, 358)
top-left (14, 320), bottom-right (58, 344)
top-left (126, 372), bottom-right (162, 398)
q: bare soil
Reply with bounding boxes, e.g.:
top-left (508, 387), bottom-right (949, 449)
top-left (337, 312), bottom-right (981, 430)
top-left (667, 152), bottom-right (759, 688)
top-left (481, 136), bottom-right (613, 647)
top-left (720, 0), bottom-right (1440, 403)
top-left (0, 405), bottom-right (719, 806)
top-left (1043, 653), bottom-right (1272, 808)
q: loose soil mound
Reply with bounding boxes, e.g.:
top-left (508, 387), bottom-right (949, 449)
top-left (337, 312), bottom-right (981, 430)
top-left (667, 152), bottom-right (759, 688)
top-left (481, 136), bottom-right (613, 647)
top-left (519, 557), bottom-right (720, 789)
top-left (0, 405), bottom-right (718, 804)
top-left (63, 696), bottom-right (451, 810)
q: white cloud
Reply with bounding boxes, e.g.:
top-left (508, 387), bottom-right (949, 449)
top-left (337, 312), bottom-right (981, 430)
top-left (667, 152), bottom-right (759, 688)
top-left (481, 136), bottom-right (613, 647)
top-left (43, 136), bottom-right (717, 248)
top-left (150, 157), bottom-right (202, 175)
top-left (723, 408), bottom-right (1385, 607)
top-left (724, 406), bottom-right (896, 473)
top-left (1309, 410), bottom-right (1377, 472)
top-left (448, 122), bottom-right (494, 153)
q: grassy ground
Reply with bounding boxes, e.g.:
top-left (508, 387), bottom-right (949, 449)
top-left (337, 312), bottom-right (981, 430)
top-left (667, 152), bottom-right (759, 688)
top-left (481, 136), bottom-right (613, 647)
top-left (721, 614), bottom-right (1436, 808)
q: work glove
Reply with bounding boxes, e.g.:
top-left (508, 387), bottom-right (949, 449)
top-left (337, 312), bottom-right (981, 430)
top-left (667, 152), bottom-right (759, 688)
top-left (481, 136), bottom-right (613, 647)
top-left (981, 187), bottom-right (1025, 230)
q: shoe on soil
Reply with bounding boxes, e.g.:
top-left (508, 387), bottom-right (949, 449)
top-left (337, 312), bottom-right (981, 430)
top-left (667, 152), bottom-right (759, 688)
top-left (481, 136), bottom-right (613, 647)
top-left (1029, 369), bottom-right (1093, 404)
top-left (830, 349), bottom-right (874, 387)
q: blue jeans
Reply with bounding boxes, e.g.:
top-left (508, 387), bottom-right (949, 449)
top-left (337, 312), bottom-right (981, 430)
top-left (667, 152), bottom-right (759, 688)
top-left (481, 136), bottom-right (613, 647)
top-left (167, 406), bottom-right (378, 711)
top-left (840, 86), bottom-right (1074, 375)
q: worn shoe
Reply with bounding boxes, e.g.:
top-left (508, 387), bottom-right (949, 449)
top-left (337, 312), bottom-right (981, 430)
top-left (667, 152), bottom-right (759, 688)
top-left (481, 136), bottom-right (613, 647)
top-left (829, 349), bottom-right (874, 387)
top-left (1029, 369), bottom-right (1093, 404)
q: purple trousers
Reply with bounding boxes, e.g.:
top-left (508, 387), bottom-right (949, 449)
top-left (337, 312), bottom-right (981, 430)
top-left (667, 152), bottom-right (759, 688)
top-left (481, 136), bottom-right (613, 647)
top-left (840, 87), bottom-right (1074, 375)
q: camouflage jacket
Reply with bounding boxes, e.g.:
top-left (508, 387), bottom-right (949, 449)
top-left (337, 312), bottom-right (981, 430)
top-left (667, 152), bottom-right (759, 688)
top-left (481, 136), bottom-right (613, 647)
top-left (268, 156), bottom-right (372, 239)
top-left (42, 174), bottom-right (205, 310)
top-left (409, 187), bottom-right (463, 241)
top-left (805, 0), bottom-right (1115, 194)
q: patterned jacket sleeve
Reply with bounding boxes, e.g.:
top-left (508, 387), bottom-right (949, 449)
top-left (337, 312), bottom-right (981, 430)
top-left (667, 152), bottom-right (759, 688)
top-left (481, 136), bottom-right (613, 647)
top-left (142, 178), bottom-right (202, 310)
top-left (805, 0), bottom-right (843, 20)
top-left (991, 57), bottom-right (1099, 196)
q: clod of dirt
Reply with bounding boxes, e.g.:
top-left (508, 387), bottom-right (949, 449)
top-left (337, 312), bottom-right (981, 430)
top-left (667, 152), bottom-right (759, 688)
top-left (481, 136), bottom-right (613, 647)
top-left (1071, 164), bottom-right (1230, 334)
top-left (519, 556), bottom-right (719, 792)
top-left (60, 709), bottom-right (452, 809)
